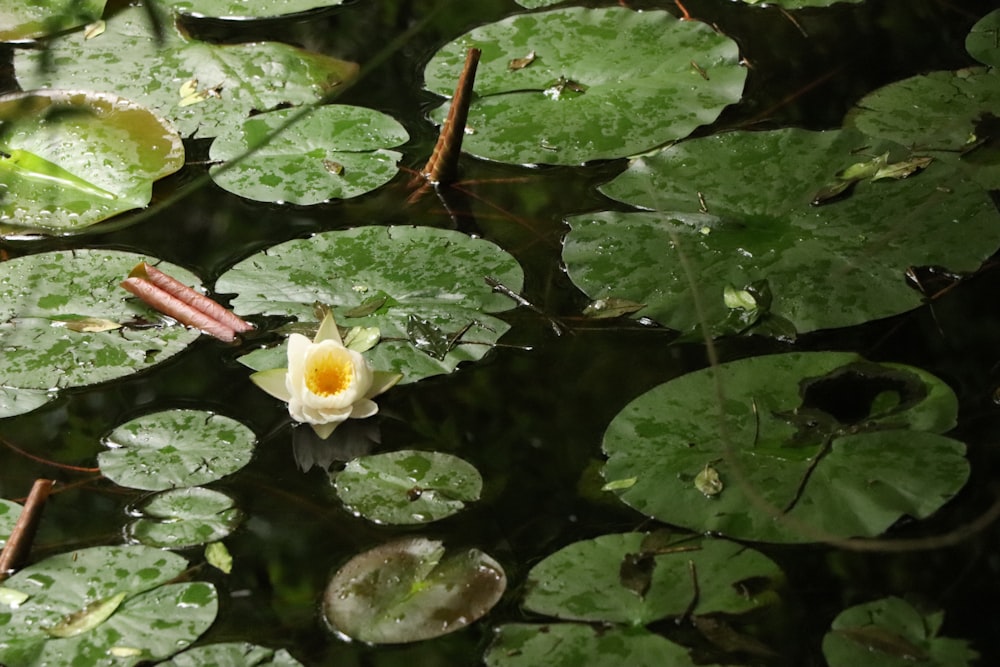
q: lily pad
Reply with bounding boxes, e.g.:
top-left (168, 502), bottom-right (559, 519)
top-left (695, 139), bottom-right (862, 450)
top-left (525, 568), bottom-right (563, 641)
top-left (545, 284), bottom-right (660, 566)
top-left (512, 0), bottom-right (563, 8)
top-left (0, 0), bottom-right (106, 41)
top-left (570, 127), bottom-right (1000, 335)
top-left (823, 597), bottom-right (978, 667)
top-left (334, 450), bottom-right (482, 525)
top-left (0, 499), bottom-right (21, 547)
top-left (127, 487), bottom-right (243, 548)
top-left (14, 6), bottom-right (358, 138)
top-left (423, 7), bottom-right (745, 165)
top-left (323, 537), bottom-right (506, 644)
top-left (209, 105), bottom-right (408, 205)
top-left (967, 9), bottom-right (1000, 68)
top-left (218, 225), bottom-right (524, 383)
top-left (165, 0), bottom-right (343, 20)
top-left (523, 532), bottom-right (781, 624)
top-left (99, 410), bottom-right (256, 491)
top-left (601, 352), bottom-right (970, 543)
top-left (0, 545), bottom-right (217, 667)
top-left (737, 0), bottom-right (863, 7)
top-left (162, 642), bottom-right (304, 667)
top-left (485, 623), bottom-right (709, 667)
top-left (0, 250), bottom-right (203, 419)
top-left (0, 90), bottom-right (184, 234)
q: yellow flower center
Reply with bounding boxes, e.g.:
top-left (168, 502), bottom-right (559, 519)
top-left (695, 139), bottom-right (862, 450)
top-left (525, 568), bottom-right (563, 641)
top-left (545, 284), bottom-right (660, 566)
top-left (305, 348), bottom-right (353, 397)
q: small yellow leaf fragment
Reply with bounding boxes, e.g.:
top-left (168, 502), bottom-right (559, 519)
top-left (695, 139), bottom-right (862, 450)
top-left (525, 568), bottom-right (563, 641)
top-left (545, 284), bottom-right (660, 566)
top-left (0, 587), bottom-right (29, 607)
top-left (508, 50), bottom-right (536, 71)
top-left (602, 477), bottom-right (637, 491)
top-left (205, 541), bottom-right (233, 574)
top-left (323, 159), bottom-right (344, 175)
top-left (695, 464), bottom-right (723, 497)
top-left (109, 647), bottom-right (145, 658)
top-left (45, 592), bottom-right (127, 638)
top-left (61, 317), bottom-right (122, 333)
top-left (84, 20), bottom-right (105, 40)
top-left (178, 78), bottom-right (222, 107)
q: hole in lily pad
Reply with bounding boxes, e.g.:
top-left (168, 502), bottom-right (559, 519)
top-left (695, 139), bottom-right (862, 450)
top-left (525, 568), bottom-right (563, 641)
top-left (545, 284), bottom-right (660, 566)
top-left (323, 537), bottom-right (506, 644)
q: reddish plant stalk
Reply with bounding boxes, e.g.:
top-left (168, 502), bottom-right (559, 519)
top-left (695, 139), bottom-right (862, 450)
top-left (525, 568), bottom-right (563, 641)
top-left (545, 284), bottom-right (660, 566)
top-left (420, 47), bottom-right (481, 187)
top-left (133, 263), bottom-right (253, 333)
top-left (0, 479), bottom-right (54, 579)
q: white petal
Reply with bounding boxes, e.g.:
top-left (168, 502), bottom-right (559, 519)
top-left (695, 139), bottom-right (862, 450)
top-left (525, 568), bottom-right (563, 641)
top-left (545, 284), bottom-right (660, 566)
top-left (311, 421), bottom-right (339, 439)
top-left (349, 398), bottom-right (378, 419)
top-left (366, 371), bottom-right (403, 399)
top-left (250, 368), bottom-right (291, 401)
top-left (314, 311), bottom-right (343, 345)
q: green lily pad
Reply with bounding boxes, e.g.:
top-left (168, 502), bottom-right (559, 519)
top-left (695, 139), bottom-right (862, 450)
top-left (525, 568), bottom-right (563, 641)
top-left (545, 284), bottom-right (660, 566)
top-left (423, 7), bottom-right (745, 165)
top-left (323, 537), bottom-right (506, 644)
top-left (0, 90), bottom-right (184, 234)
top-left (14, 6), bottom-right (358, 138)
top-left (0, 250), bottom-right (203, 419)
top-left (737, 0), bottom-right (863, 7)
top-left (99, 410), bottom-right (256, 491)
top-left (823, 597), bottom-right (978, 667)
top-left (0, 499), bottom-right (21, 547)
top-left (512, 0), bottom-right (563, 8)
top-left (127, 487), bottom-right (243, 548)
top-left (0, 0), bottom-right (106, 41)
top-left (571, 127), bottom-right (1000, 335)
top-left (166, 0), bottom-right (343, 20)
top-left (601, 352), bottom-right (970, 543)
top-left (209, 105), bottom-right (408, 205)
top-left (218, 225), bottom-right (524, 383)
top-left (524, 532), bottom-right (781, 625)
top-left (162, 642), bottom-right (304, 667)
top-left (334, 450), bottom-right (482, 525)
top-left (485, 623), bottom-right (710, 667)
top-left (967, 9), bottom-right (1000, 68)
top-left (0, 545), bottom-right (217, 667)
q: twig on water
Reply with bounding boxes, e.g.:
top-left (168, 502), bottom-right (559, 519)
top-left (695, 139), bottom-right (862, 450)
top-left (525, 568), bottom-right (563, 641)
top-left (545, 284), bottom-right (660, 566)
top-left (0, 479), bottom-right (54, 579)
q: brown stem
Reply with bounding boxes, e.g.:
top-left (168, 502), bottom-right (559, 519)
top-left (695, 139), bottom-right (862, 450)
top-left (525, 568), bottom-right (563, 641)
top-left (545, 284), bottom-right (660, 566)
top-left (416, 47), bottom-right (481, 189)
top-left (0, 479), bottom-right (54, 579)
top-left (121, 277), bottom-right (238, 342)
top-left (132, 263), bottom-right (253, 333)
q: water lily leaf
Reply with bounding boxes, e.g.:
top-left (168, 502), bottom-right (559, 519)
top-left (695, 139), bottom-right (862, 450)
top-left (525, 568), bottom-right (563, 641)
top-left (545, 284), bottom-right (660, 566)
top-left (601, 352), bottom-right (970, 543)
top-left (0, 250), bottom-right (203, 419)
top-left (333, 450), bottom-right (483, 525)
top-left (512, 0), bottom-right (563, 8)
top-left (571, 127), bottom-right (1000, 335)
top-left (218, 226), bottom-right (524, 384)
top-left (0, 545), bottom-right (217, 667)
top-left (485, 623), bottom-right (709, 667)
top-left (523, 532), bottom-right (780, 625)
top-left (165, 0), bottom-right (343, 20)
top-left (0, 0), bottom-right (106, 41)
top-left (205, 541), bottom-right (233, 574)
top-left (423, 7), bottom-right (745, 165)
top-left (162, 642), bottom-right (305, 667)
top-left (127, 487), bottom-right (243, 548)
top-left (0, 90), bottom-right (184, 234)
top-left (967, 10), bottom-right (1000, 68)
top-left (209, 105), bottom-right (408, 205)
top-left (823, 597), bottom-right (979, 667)
top-left (737, 0), bottom-right (863, 7)
top-left (14, 6), bottom-right (358, 138)
top-left (99, 410), bottom-right (256, 491)
top-left (323, 537), bottom-right (506, 644)
top-left (847, 68), bottom-right (1000, 153)
top-left (0, 499), bottom-right (20, 548)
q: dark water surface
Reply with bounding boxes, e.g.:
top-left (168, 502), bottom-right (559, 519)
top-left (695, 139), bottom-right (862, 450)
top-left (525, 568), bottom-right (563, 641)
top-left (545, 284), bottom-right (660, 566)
top-left (3, 0), bottom-right (1000, 665)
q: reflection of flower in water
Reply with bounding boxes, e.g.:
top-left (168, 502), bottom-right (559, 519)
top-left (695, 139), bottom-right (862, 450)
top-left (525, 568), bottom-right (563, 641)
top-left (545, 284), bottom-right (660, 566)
top-left (251, 312), bottom-right (401, 439)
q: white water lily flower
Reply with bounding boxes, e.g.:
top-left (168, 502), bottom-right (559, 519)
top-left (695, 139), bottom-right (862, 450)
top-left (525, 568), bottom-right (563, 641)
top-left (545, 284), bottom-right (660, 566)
top-left (250, 312), bottom-right (401, 439)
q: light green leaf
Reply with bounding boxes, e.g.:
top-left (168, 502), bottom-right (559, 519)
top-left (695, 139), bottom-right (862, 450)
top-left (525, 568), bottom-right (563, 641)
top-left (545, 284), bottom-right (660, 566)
top-left (45, 592), bottom-right (127, 638)
top-left (424, 7), bottom-right (745, 165)
top-left (209, 105), bottom-right (408, 204)
top-left (205, 542), bottom-right (233, 574)
top-left (127, 487), bottom-right (243, 548)
top-left (0, 0), bottom-right (106, 41)
top-left (602, 352), bottom-right (969, 543)
top-left (162, 642), bottom-right (304, 667)
top-left (967, 9), bottom-right (1000, 68)
top-left (323, 537), bottom-right (506, 644)
top-left (0, 499), bottom-right (20, 548)
top-left (165, 0), bottom-right (343, 20)
top-left (99, 410), bottom-right (256, 491)
top-left (0, 91), bottom-right (184, 234)
top-left (334, 450), bottom-right (483, 525)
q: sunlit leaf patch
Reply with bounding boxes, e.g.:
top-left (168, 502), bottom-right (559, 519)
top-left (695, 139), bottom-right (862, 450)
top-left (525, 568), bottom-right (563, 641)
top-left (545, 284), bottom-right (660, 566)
top-left (0, 0), bottom-right (106, 41)
top-left (165, 0), bottom-right (344, 20)
top-left (423, 7), bottom-right (746, 165)
top-left (209, 105), bottom-right (408, 205)
top-left (601, 352), bottom-right (970, 543)
top-left (127, 486), bottom-right (243, 548)
top-left (0, 546), bottom-right (217, 667)
top-left (568, 127), bottom-right (1000, 335)
top-left (323, 537), bottom-right (506, 643)
top-left (100, 410), bottom-right (256, 491)
top-left (823, 597), bottom-right (978, 667)
top-left (219, 225), bottom-right (524, 384)
top-left (162, 642), bottom-right (305, 666)
top-left (0, 250), bottom-right (203, 418)
top-left (13, 6), bottom-right (358, 138)
top-left (334, 450), bottom-right (482, 525)
top-left (0, 90), bottom-right (184, 234)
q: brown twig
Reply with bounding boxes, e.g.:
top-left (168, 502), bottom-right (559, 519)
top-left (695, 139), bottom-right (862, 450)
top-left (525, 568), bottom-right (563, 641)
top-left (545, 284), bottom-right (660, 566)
top-left (0, 479), bottom-right (54, 579)
top-left (121, 263), bottom-right (252, 342)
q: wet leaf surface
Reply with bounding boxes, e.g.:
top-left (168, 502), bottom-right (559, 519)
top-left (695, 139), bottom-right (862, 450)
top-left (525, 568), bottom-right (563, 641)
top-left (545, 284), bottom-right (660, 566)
top-left (127, 486), bottom-right (243, 548)
top-left (162, 642), bottom-right (305, 666)
top-left (0, 0), bottom-right (106, 41)
top-left (165, 0), bottom-right (343, 20)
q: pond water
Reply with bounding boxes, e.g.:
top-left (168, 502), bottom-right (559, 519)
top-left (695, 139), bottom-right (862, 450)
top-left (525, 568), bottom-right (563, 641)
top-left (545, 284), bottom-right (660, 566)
top-left (2, 0), bottom-right (1000, 665)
